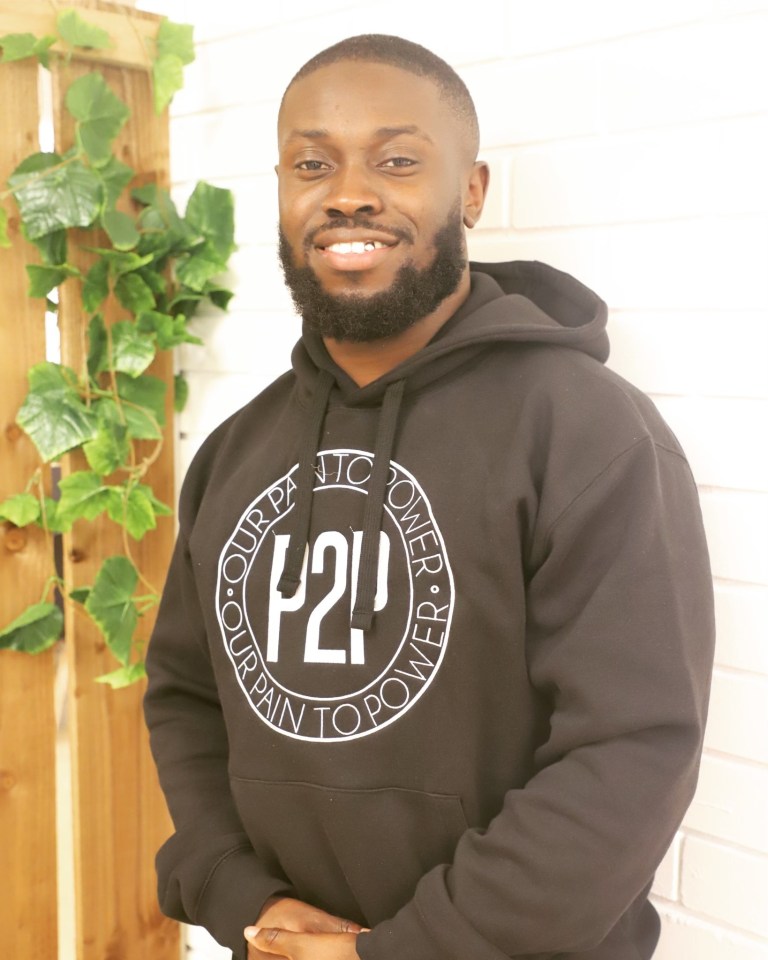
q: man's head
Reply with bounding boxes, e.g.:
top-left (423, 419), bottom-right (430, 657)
top-left (276, 35), bottom-right (488, 343)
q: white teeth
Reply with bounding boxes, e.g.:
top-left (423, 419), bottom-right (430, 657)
top-left (326, 241), bottom-right (386, 254)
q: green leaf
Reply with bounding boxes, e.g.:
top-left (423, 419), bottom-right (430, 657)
top-left (83, 261), bottom-right (110, 314)
top-left (57, 471), bottom-right (111, 525)
top-left (85, 248), bottom-right (153, 278)
top-left (137, 482), bottom-right (172, 517)
top-left (65, 73), bottom-right (129, 167)
top-left (174, 373), bottom-right (189, 413)
top-left (175, 250), bottom-right (225, 292)
top-left (56, 9), bottom-right (110, 50)
top-left (138, 311), bottom-right (201, 349)
top-left (24, 226), bottom-right (67, 265)
top-left (26, 263), bottom-right (80, 299)
top-left (152, 20), bottom-right (195, 113)
top-left (84, 557), bottom-right (138, 665)
top-left (185, 182), bottom-right (235, 261)
top-left (137, 268), bottom-right (166, 297)
top-left (41, 496), bottom-right (69, 534)
top-left (116, 373), bottom-right (166, 438)
top-left (0, 206), bottom-right (9, 248)
top-left (110, 320), bottom-right (156, 377)
top-left (115, 271), bottom-right (155, 314)
top-left (156, 19), bottom-right (194, 64)
top-left (96, 661), bottom-right (146, 688)
top-left (98, 156), bottom-right (134, 209)
top-left (69, 586), bottom-right (91, 604)
top-left (83, 418), bottom-right (130, 476)
top-left (86, 313), bottom-right (108, 376)
top-left (0, 33), bottom-right (56, 64)
top-left (9, 154), bottom-right (103, 239)
top-left (17, 363), bottom-right (98, 461)
top-left (204, 283), bottom-right (235, 311)
top-left (102, 209), bottom-right (139, 251)
top-left (107, 484), bottom-right (156, 540)
top-left (0, 602), bottom-right (62, 654)
top-left (0, 493), bottom-right (41, 527)
top-left (152, 53), bottom-right (184, 114)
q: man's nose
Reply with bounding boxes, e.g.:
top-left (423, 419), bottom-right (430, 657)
top-left (322, 164), bottom-right (383, 219)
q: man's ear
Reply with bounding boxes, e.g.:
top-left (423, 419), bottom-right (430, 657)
top-left (463, 161), bottom-right (490, 229)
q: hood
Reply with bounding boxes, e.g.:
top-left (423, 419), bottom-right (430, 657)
top-left (291, 260), bottom-right (609, 405)
top-left (278, 260), bottom-right (609, 633)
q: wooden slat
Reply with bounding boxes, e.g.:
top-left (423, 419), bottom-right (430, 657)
top-left (52, 50), bottom-right (180, 960)
top-left (0, 58), bottom-right (58, 960)
top-left (0, 0), bottom-right (161, 71)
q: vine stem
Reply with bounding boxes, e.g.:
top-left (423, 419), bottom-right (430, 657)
top-left (119, 506), bottom-right (161, 598)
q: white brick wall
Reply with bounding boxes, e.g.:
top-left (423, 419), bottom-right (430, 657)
top-left (138, 1), bottom-right (768, 956)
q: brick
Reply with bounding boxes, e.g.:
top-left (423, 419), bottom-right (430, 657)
top-left (713, 583), bottom-right (768, 675)
top-left (607, 312), bottom-right (768, 401)
top-left (461, 55), bottom-right (604, 149)
top-left (468, 217), bottom-right (768, 311)
top-left (653, 904), bottom-right (768, 960)
top-left (170, 103), bottom-right (277, 183)
top-left (179, 309), bottom-right (299, 376)
top-left (501, 1), bottom-right (768, 57)
top-left (214, 245), bottom-right (293, 314)
top-left (685, 754), bottom-right (768, 853)
top-left (682, 836), bottom-right (768, 937)
top-left (511, 117), bottom-right (768, 228)
top-left (699, 490), bottom-right (768, 585)
top-left (179, 370), bottom-right (259, 436)
top-left (652, 833), bottom-right (681, 901)
top-left (599, 15), bottom-right (768, 132)
top-left (650, 396), bottom-right (768, 492)
top-left (703, 670), bottom-right (768, 764)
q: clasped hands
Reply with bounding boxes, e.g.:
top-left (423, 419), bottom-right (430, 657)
top-left (245, 896), bottom-right (365, 960)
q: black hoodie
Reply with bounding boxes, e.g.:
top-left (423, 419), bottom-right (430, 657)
top-left (144, 261), bottom-right (715, 960)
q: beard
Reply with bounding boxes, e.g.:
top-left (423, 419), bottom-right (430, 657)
top-left (277, 203), bottom-right (466, 343)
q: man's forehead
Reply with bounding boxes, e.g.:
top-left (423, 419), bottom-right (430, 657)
top-left (278, 61), bottom-right (455, 143)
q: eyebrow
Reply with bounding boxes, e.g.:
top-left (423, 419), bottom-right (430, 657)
top-left (283, 125), bottom-right (434, 145)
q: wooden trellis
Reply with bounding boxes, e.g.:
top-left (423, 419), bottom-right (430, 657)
top-left (0, 3), bottom-right (180, 958)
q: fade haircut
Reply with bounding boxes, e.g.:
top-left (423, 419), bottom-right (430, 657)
top-left (282, 34), bottom-right (480, 159)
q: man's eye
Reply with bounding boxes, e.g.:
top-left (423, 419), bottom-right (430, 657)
top-left (381, 157), bottom-right (417, 169)
top-left (296, 160), bottom-right (328, 172)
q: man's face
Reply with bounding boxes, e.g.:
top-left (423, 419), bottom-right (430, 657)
top-left (276, 60), bottom-right (481, 341)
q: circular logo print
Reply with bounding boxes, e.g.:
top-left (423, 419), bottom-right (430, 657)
top-left (216, 449), bottom-right (453, 742)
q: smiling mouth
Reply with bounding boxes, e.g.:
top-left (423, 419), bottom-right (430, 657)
top-left (320, 240), bottom-right (393, 254)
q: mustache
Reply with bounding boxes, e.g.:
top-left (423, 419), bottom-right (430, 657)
top-left (304, 217), bottom-right (414, 250)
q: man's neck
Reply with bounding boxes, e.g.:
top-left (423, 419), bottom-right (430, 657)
top-left (322, 272), bottom-right (471, 388)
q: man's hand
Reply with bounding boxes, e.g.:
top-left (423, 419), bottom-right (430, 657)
top-left (245, 897), bottom-right (363, 960)
top-left (246, 927), bottom-right (361, 960)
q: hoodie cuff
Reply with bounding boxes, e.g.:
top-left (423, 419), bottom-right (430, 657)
top-left (356, 892), bottom-right (443, 960)
top-left (194, 845), bottom-right (292, 956)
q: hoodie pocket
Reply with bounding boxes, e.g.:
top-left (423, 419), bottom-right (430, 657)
top-left (230, 777), bottom-right (469, 926)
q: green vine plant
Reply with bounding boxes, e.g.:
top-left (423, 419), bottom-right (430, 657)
top-left (0, 11), bottom-right (235, 687)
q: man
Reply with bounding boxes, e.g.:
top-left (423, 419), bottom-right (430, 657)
top-left (144, 34), bottom-right (715, 960)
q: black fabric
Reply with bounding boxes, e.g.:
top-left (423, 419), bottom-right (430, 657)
top-left (144, 260), bottom-right (715, 960)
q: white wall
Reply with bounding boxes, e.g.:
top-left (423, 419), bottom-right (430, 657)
top-left (139, 2), bottom-right (768, 957)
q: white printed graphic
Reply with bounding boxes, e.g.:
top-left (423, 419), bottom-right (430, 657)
top-left (216, 449), bottom-right (454, 742)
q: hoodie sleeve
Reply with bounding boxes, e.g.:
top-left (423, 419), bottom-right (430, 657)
top-left (357, 437), bottom-right (715, 959)
top-left (144, 529), bottom-right (292, 957)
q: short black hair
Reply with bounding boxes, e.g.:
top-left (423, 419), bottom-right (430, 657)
top-left (282, 34), bottom-right (480, 158)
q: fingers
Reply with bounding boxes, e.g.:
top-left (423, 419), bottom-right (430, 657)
top-left (245, 927), bottom-right (292, 958)
top-left (256, 896), bottom-right (363, 935)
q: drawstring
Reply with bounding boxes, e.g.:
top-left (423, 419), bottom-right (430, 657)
top-left (351, 379), bottom-right (405, 631)
top-left (277, 369), bottom-right (334, 597)
top-left (278, 370), bottom-right (405, 634)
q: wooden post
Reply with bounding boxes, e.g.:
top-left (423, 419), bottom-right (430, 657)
top-left (0, 3), bottom-right (181, 958)
top-left (0, 59), bottom-right (59, 960)
top-left (50, 17), bottom-right (180, 958)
